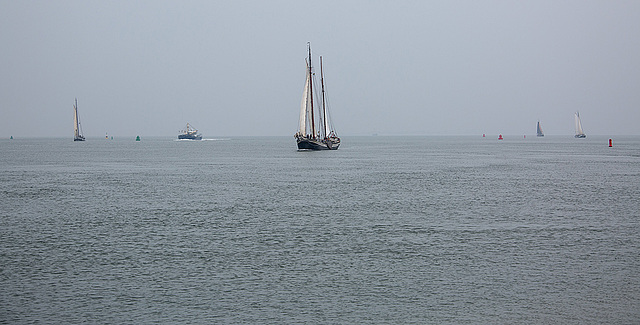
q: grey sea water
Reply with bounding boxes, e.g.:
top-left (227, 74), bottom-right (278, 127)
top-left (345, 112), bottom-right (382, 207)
top-left (1, 136), bottom-right (639, 324)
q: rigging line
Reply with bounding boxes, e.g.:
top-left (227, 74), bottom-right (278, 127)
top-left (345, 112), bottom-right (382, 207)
top-left (322, 87), bottom-right (337, 134)
top-left (318, 67), bottom-right (337, 135)
top-left (320, 55), bottom-right (328, 138)
top-left (311, 71), bottom-right (325, 137)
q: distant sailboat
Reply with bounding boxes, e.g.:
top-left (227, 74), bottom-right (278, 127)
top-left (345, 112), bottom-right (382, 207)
top-left (574, 111), bottom-right (586, 138)
top-left (537, 121), bottom-right (544, 137)
top-left (73, 98), bottom-right (85, 141)
top-left (294, 43), bottom-right (340, 150)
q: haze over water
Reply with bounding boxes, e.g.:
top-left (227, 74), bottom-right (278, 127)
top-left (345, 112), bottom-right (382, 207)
top-left (1, 136), bottom-right (639, 323)
top-left (2, 1), bottom-right (640, 137)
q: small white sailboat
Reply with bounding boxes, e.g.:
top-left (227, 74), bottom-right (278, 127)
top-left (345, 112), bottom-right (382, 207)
top-left (537, 121), bottom-right (544, 137)
top-left (73, 98), bottom-right (85, 141)
top-left (294, 43), bottom-right (340, 150)
top-left (574, 111), bottom-right (586, 138)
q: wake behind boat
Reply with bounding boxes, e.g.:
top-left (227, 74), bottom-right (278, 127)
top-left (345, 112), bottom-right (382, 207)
top-left (178, 123), bottom-right (202, 140)
top-left (294, 43), bottom-right (340, 150)
top-left (73, 98), bottom-right (85, 141)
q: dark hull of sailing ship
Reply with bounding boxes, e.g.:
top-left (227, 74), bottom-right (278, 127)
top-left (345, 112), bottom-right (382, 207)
top-left (295, 43), bottom-right (340, 151)
top-left (296, 136), bottom-right (340, 150)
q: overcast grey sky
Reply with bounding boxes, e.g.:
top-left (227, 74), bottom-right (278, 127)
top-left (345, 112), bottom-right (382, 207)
top-left (1, 0), bottom-right (639, 137)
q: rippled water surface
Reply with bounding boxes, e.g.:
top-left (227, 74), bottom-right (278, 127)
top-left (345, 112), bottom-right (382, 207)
top-left (1, 136), bottom-right (639, 323)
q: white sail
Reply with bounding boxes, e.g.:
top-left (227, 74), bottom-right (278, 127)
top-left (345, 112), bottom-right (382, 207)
top-left (73, 98), bottom-right (85, 141)
top-left (323, 105), bottom-right (330, 138)
top-left (575, 111), bottom-right (585, 136)
top-left (299, 71), bottom-right (310, 136)
top-left (74, 103), bottom-right (79, 138)
top-left (73, 98), bottom-right (84, 140)
top-left (306, 71), bottom-right (313, 136)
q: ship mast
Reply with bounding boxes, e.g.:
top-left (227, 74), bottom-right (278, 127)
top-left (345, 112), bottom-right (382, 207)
top-left (308, 43), bottom-right (316, 138)
top-left (320, 56), bottom-right (327, 138)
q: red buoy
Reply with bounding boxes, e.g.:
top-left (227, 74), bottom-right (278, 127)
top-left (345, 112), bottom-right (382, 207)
top-left (498, 134), bottom-right (503, 140)
top-left (609, 139), bottom-right (613, 147)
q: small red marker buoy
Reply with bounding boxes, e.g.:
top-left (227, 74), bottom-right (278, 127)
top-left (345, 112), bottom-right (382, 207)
top-left (498, 134), bottom-right (503, 140)
top-left (609, 139), bottom-right (613, 147)
top-left (483, 134), bottom-right (486, 137)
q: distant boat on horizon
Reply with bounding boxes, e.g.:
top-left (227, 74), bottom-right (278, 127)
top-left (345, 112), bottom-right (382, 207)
top-left (574, 111), bottom-right (586, 138)
top-left (73, 98), bottom-right (85, 141)
top-left (178, 123), bottom-right (202, 140)
top-left (294, 43), bottom-right (340, 150)
top-left (537, 121), bottom-right (544, 137)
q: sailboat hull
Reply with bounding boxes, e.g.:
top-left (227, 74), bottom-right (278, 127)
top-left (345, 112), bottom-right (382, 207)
top-left (296, 137), bottom-right (340, 150)
top-left (74, 137), bottom-right (85, 141)
top-left (575, 134), bottom-right (586, 138)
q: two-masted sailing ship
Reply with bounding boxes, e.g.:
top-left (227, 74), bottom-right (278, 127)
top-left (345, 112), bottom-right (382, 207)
top-left (295, 43), bottom-right (340, 150)
top-left (574, 111), bottom-right (586, 138)
top-left (536, 121), bottom-right (544, 137)
top-left (73, 98), bottom-right (85, 141)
